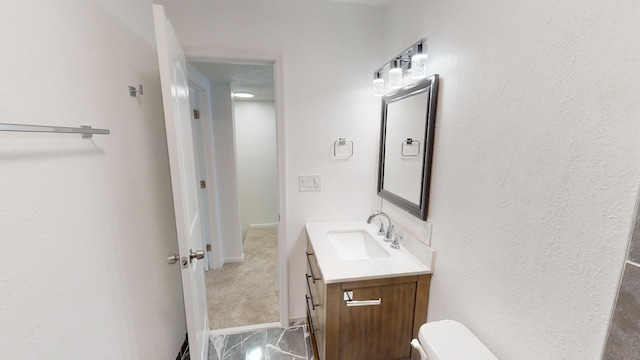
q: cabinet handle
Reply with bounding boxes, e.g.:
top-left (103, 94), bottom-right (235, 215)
top-left (305, 296), bottom-right (317, 334)
top-left (305, 275), bottom-right (320, 310)
top-left (305, 252), bottom-right (321, 282)
top-left (343, 291), bottom-right (382, 307)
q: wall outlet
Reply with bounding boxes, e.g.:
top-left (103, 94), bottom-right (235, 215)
top-left (299, 174), bottom-right (322, 192)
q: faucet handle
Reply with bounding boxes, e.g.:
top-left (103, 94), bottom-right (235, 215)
top-left (384, 224), bottom-right (395, 242)
top-left (390, 234), bottom-right (401, 249)
top-left (389, 226), bottom-right (401, 249)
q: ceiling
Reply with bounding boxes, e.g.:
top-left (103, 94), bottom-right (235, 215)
top-left (189, 62), bottom-right (275, 101)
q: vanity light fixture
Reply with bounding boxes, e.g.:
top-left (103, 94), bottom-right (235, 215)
top-left (372, 38), bottom-right (428, 96)
top-left (233, 92), bottom-right (255, 98)
top-left (388, 58), bottom-right (403, 89)
top-left (373, 71), bottom-right (385, 96)
top-left (411, 41), bottom-right (428, 79)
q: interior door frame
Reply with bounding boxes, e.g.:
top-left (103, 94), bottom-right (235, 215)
top-left (186, 48), bottom-right (289, 328)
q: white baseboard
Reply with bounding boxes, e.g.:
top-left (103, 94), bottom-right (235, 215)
top-left (249, 223), bottom-right (278, 229)
top-left (224, 253), bottom-right (244, 263)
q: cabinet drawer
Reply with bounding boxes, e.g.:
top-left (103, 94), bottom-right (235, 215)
top-left (305, 267), bottom-right (321, 303)
top-left (306, 244), bottom-right (324, 305)
top-left (306, 297), bottom-right (324, 359)
top-left (305, 280), bottom-right (325, 359)
top-left (306, 241), bottom-right (323, 280)
top-left (305, 274), bottom-right (321, 324)
top-left (305, 294), bottom-right (319, 334)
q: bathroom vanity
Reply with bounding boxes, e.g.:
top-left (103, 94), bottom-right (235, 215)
top-left (305, 222), bottom-right (433, 360)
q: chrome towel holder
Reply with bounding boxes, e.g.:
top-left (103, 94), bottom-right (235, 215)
top-left (333, 137), bottom-right (353, 159)
top-left (401, 138), bottom-right (420, 157)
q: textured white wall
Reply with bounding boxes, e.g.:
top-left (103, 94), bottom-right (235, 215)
top-left (379, 0), bottom-right (640, 358)
top-left (156, 0), bottom-right (384, 319)
top-left (0, 1), bottom-right (186, 359)
top-left (234, 101), bottom-right (278, 237)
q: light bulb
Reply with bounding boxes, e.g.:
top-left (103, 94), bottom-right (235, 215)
top-left (412, 42), bottom-right (428, 79)
top-left (411, 54), bottom-right (428, 79)
top-left (233, 92), bottom-right (254, 98)
top-left (373, 72), bottom-right (384, 96)
top-left (389, 67), bottom-right (402, 89)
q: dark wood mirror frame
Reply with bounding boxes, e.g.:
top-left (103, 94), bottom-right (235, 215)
top-left (377, 74), bottom-right (439, 221)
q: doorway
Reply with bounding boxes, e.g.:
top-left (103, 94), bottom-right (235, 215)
top-left (186, 58), bottom-right (286, 332)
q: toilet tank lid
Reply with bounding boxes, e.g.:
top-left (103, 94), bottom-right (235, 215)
top-left (418, 320), bottom-right (499, 360)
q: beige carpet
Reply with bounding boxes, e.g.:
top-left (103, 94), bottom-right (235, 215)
top-left (206, 226), bottom-right (279, 330)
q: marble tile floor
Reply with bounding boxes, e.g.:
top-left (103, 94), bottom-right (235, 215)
top-left (209, 325), bottom-right (313, 360)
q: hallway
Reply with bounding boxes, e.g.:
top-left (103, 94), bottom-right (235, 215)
top-left (206, 227), bottom-right (279, 329)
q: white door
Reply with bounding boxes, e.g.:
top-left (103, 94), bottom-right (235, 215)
top-left (153, 5), bottom-right (209, 360)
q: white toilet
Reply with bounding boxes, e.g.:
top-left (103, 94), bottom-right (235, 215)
top-left (411, 320), bottom-right (499, 360)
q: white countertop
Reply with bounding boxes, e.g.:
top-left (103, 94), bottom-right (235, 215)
top-left (305, 221), bottom-right (433, 284)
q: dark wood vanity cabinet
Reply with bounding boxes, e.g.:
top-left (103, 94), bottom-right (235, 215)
top-left (306, 240), bottom-right (431, 360)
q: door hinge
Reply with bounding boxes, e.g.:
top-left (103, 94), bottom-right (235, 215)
top-left (200, 180), bottom-right (206, 189)
top-left (193, 109), bottom-right (200, 119)
top-left (206, 244), bottom-right (212, 252)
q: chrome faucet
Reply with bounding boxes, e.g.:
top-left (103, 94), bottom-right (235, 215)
top-left (366, 211), bottom-right (393, 242)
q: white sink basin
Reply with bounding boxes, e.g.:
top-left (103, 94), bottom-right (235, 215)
top-left (327, 229), bottom-right (391, 261)
top-left (306, 221), bottom-right (433, 283)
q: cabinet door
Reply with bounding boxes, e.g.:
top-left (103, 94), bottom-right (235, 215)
top-left (339, 282), bottom-right (416, 360)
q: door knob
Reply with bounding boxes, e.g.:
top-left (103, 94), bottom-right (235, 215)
top-left (167, 254), bottom-right (180, 264)
top-left (189, 249), bottom-right (205, 263)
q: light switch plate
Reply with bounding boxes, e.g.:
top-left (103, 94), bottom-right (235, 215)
top-left (299, 174), bottom-right (322, 192)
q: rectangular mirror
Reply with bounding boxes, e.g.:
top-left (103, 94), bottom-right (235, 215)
top-left (377, 75), bottom-right (439, 220)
